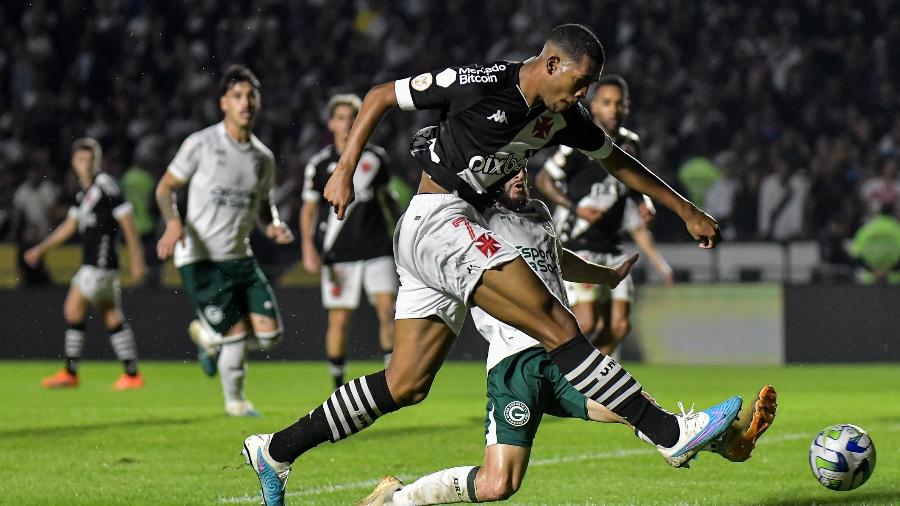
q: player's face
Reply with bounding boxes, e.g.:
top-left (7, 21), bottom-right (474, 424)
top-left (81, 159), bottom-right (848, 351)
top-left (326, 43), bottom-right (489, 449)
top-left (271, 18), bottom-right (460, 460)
top-left (71, 149), bottom-right (94, 180)
top-left (328, 104), bottom-right (357, 142)
top-left (590, 84), bottom-right (625, 132)
top-left (544, 55), bottom-right (600, 113)
top-left (220, 81), bottom-right (259, 129)
top-left (498, 170), bottom-right (528, 210)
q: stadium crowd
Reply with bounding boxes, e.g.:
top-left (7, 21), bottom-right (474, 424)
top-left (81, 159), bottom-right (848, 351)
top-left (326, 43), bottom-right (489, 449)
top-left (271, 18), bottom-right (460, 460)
top-left (1, 0), bottom-right (899, 280)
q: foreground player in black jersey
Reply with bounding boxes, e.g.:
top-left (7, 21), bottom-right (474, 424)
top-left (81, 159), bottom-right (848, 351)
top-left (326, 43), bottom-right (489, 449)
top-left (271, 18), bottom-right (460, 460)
top-left (242, 25), bottom-right (756, 505)
top-left (26, 138), bottom-right (147, 390)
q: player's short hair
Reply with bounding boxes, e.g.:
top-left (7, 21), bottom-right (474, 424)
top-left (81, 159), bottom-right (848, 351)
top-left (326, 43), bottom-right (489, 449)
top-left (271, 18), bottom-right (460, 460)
top-left (71, 137), bottom-right (103, 174)
top-left (219, 64), bottom-right (261, 96)
top-left (546, 24), bottom-right (605, 68)
top-left (326, 94), bottom-right (362, 119)
top-left (593, 74), bottom-right (630, 103)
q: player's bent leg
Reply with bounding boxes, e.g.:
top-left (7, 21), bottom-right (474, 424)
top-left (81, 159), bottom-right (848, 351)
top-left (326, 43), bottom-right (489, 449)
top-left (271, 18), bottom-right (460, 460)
top-left (707, 385), bottom-right (777, 462)
top-left (220, 320), bottom-right (257, 417)
top-left (384, 316), bottom-right (456, 406)
top-left (325, 308), bottom-right (352, 388)
top-left (250, 312), bottom-right (283, 351)
top-left (97, 302), bottom-right (143, 390)
top-left (43, 285), bottom-right (89, 388)
top-left (372, 292), bottom-right (396, 365)
top-left (474, 444), bottom-right (530, 502)
top-left (597, 299), bottom-right (631, 355)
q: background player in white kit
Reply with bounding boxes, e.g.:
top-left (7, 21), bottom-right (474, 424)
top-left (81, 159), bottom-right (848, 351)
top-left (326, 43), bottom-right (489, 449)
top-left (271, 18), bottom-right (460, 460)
top-left (537, 74), bottom-right (673, 355)
top-left (301, 94), bottom-right (398, 389)
top-left (357, 171), bottom-right (775, 505)
top-left (155, 65), bottom-right (293, 417)
top-left (27, 138), bottom-right (147, 390)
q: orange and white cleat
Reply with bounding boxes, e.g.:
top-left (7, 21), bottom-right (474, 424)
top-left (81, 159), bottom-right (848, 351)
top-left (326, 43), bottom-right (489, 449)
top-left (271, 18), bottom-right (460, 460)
top-left (708, 384), bottom-right (777, 462)
top-left (113, 373), bottom-right (145, 390)
top-left (41, 369), bottom-right (79, 389)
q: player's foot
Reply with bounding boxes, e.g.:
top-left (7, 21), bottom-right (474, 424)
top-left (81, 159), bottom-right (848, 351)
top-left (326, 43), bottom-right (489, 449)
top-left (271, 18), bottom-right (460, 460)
top-left (189, 319), bottom-right (218, 377)
top-left (707, 385), bottom-right (777, 462)
top-left (227, 399), bottom-right (261, 417)
top-left (355, 476), bottom-right (403, 506)
top-left (657, 395), bottom-right (742, 468)
top-left (242, 434), bottom-right (291, 506)
top-left (113, 373), bottom-right (145, 390)
top-left (41, 369), bottom-right (78, 389)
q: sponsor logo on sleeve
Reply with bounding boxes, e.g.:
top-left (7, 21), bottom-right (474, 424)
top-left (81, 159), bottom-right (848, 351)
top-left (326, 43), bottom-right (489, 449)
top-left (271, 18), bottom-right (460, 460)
top-left (411, 72), bottom-right (433, 91)
top-left (458, 63), bottom-right (506, 85)
top-left (436, 68), bottom-right (457, 88)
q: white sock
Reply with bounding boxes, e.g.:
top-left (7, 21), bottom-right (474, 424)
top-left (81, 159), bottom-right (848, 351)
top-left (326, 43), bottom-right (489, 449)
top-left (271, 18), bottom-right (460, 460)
top-left (218, 340), bottom-right (247, 403)
top-left (392, 466), bottom-right (480, 505)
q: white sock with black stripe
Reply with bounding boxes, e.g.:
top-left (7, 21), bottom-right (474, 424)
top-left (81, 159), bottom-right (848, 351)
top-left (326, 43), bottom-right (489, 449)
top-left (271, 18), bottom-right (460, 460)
top-left (268, 369), bottom-right (399, 463)
top-left (550, 335), bottom-right (679, 447)
top-left (392, 466), bottom-right (481, 505)
top-left (64, 322), bottom-right (86, 374)
top-left (109, 323), bottom-right (139, 376)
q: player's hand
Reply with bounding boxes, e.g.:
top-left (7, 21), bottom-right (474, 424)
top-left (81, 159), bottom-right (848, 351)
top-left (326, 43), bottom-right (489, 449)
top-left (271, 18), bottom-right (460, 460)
top-left (324, 168), bottom-right (355, 220)
top-left (660, 266), bottom-right (675, 286)
top-left (157, 219), bottom-right (184, 260)
top-left (576, 206), bottom-right (605, 224)
top-left (638, 202), bottom-right (655, 226)
top-left (23, 246), bottom-right (44, 268)
top-left (684, 207), bottom-right (722, 249)
top-left (301, 243), bottom-right (321, 273)
top-left (130, 260), bottom-right (148, 284)
top-left (267, 222), bottom-right (295, 245)
top-left (611, 252), bottom-right (639, 288)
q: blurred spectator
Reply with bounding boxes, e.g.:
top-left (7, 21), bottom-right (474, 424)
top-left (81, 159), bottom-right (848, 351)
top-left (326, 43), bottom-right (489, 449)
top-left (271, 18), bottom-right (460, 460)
top-left (858, 157), bottom-right (900, 220)
top-left (758, 157), bottom-right (810, 241)
top-left (11, 167), bottom-right (59, 285)
top-left (851, 204), bottom-right (900, 284)
top-left (704, 151), bottom-right (740, 240)
top-left (677, 156), bottom-right (720, 210)
top-left (121, 159), bottom-right (159, 287)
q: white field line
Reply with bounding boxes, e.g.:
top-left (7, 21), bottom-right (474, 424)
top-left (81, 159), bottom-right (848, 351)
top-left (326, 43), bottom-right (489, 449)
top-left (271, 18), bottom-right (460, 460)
top-left (217, 430), bottom-right (829, 504)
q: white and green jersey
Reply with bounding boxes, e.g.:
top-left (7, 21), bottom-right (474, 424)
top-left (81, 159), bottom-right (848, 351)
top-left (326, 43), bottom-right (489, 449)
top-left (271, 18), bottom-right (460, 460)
top-left (471, 199), bottom-right (568, 370)
top-left (167, 122), bottom-right (275, 267)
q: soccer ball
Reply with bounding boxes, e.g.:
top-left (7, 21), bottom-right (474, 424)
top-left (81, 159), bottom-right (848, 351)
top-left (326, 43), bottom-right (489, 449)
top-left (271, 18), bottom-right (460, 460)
top-left (809, 424), bottom-right (876, 491)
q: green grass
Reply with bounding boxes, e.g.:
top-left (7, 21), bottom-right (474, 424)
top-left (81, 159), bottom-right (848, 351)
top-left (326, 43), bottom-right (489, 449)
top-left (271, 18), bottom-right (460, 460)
top-left (3, 361), bottom-right (899, 505)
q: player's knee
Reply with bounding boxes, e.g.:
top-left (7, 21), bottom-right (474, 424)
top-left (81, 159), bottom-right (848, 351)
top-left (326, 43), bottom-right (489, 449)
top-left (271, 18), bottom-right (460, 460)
top-left (386, 376), bottom-right (432, 407)
top-left (64, 306), bottom-right (83, 325)
top-left (478, 475), bottom-right (520, 501)
top-left (544, 302), bottom-right (581, 346)
top-left (254, 328), bottom-right (283, 350)
top-left (612, 318), bottom-right (630, 341)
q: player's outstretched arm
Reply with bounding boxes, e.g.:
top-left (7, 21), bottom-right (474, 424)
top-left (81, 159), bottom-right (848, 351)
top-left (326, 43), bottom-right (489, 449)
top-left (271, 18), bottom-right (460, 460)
top-left (560, 248), bottom-right (638, 287)
top-left (603, 144), bottom-right (722, 248)
top-left (116, 211), bottom-right (148, 284)
top-left (154, 171), bottom-right (186, 260)
top-left (324, 82), bottom-right (398, 220)
top-left (23, 215), bottom-right (78, 267)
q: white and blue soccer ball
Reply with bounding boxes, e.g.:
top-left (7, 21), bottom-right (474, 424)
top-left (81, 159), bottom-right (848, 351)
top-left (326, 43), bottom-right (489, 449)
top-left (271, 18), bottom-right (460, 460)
top-left (809, 423), bottom-right (876, 491)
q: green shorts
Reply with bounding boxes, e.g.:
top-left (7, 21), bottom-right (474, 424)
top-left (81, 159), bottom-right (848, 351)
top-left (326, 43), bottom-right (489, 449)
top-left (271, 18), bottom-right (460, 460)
top-left (179, 257), bottom-right (280, 336)
top-left (484, 347), bottom-right (589, 448)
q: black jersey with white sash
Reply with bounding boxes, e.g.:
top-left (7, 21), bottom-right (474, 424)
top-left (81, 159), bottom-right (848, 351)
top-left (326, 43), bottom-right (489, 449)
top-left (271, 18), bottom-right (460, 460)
top-left (394, 60), bottom-right (613, 210)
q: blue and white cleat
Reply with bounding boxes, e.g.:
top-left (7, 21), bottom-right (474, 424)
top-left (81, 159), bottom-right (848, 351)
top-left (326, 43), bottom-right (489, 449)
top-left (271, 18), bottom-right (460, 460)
top-left (242, 434), bottom-right (292, 506)
top-left (189, 320), bottom-right (218, 377)
top-left (658, 395), bottom-right (743, 468)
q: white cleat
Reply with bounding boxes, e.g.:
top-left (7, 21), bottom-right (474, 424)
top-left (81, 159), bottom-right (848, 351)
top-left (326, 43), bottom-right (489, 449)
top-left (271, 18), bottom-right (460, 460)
top-left (242, 434), bottom-right (292, 506)
top-left (227, 399), bottom-right (261, 417)
top-left (355, 476), bottom-right (404, 506)
top-left (657, 395), bottom-right (743, 468)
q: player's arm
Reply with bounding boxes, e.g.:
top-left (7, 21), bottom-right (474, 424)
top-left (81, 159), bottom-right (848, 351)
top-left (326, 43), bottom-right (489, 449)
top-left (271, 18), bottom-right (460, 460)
top-left (560, 248), bottom-right (638, 287)
top-left (116, 209), bottom-right (148, 283)
top-left (155, 171), bottom-right (186, 260)
top-left (324, 82), bottom-right (398, 219)
top-left (23, 215), bottom-right (78, 267)
top-left (259, 195), bottom-right (294, 245)
top-left (537, 147), bottom-right (576, 209)
top-left (629, 225), bottom-right (673, 286)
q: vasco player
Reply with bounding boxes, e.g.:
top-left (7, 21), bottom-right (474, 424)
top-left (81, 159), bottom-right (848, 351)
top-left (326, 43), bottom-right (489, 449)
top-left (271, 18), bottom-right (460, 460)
top-left (156, 65), bottom-right (293, 417)
top-left (301, 94), bottom-right (398, 389)
top-left (242, 25), bottom-right (753, 505)
top-left (27, 138), bottom-right (147, 390)
top-left (536, 74), bottom-right (673, 355)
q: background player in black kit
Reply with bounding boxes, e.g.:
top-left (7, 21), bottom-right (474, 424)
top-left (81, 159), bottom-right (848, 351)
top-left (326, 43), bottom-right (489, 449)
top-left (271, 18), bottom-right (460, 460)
top-left (300, 94), bottom-right (398, 389)
top-left (537, 75), bottom-right (674, 355)
top-left (242, 25), bottom-right (759, 506)
top-left (26, 138), bottom-right (147, 390)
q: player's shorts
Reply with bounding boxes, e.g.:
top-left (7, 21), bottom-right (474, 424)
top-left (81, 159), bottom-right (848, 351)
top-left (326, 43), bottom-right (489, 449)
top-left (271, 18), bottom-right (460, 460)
top-left (564, 251), bottom-right (634, 305)
top-left (393, 194), bottom-right (520, 335)
top-left (321, 256), bottom-right (398, 309)
top-left (72, 265), bottom-right (121, 305)
top-left (484, 346), bottom-right (589, 447)
top-left (178, 256), bottom-right (280, 337)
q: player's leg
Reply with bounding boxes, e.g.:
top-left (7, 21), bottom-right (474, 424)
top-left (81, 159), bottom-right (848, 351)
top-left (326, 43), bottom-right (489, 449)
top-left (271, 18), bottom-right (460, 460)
top-left (595, 268), bottom-right (634, 356)
top-left (42, 279), bottom-right (89, 388)
top-left (473, 258), bottom-right (741, 467)
top-left (96, 281), bottom-right (143, 389)
top-left (363, 255), bottom-right (399, 366)
top-left (321, 261), bottom-right (363, 388)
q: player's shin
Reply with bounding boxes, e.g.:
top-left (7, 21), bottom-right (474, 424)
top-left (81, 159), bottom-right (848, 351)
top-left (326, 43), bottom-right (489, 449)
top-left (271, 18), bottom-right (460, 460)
top-left (268, 369), bottom-right (399, 464)
top-left (549, 334), bottom-right (679, 447)
top-left (109, 323), bottom-right (139, 375)
top-left (391, 466), bottom-right (482, 505)
top-left (65, 322), bottom-right (86, 374)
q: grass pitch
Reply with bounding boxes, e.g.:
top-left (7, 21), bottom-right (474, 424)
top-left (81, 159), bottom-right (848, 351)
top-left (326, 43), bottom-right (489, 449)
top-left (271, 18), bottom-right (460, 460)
top-left (3, 361), bottom-right (899, 505)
